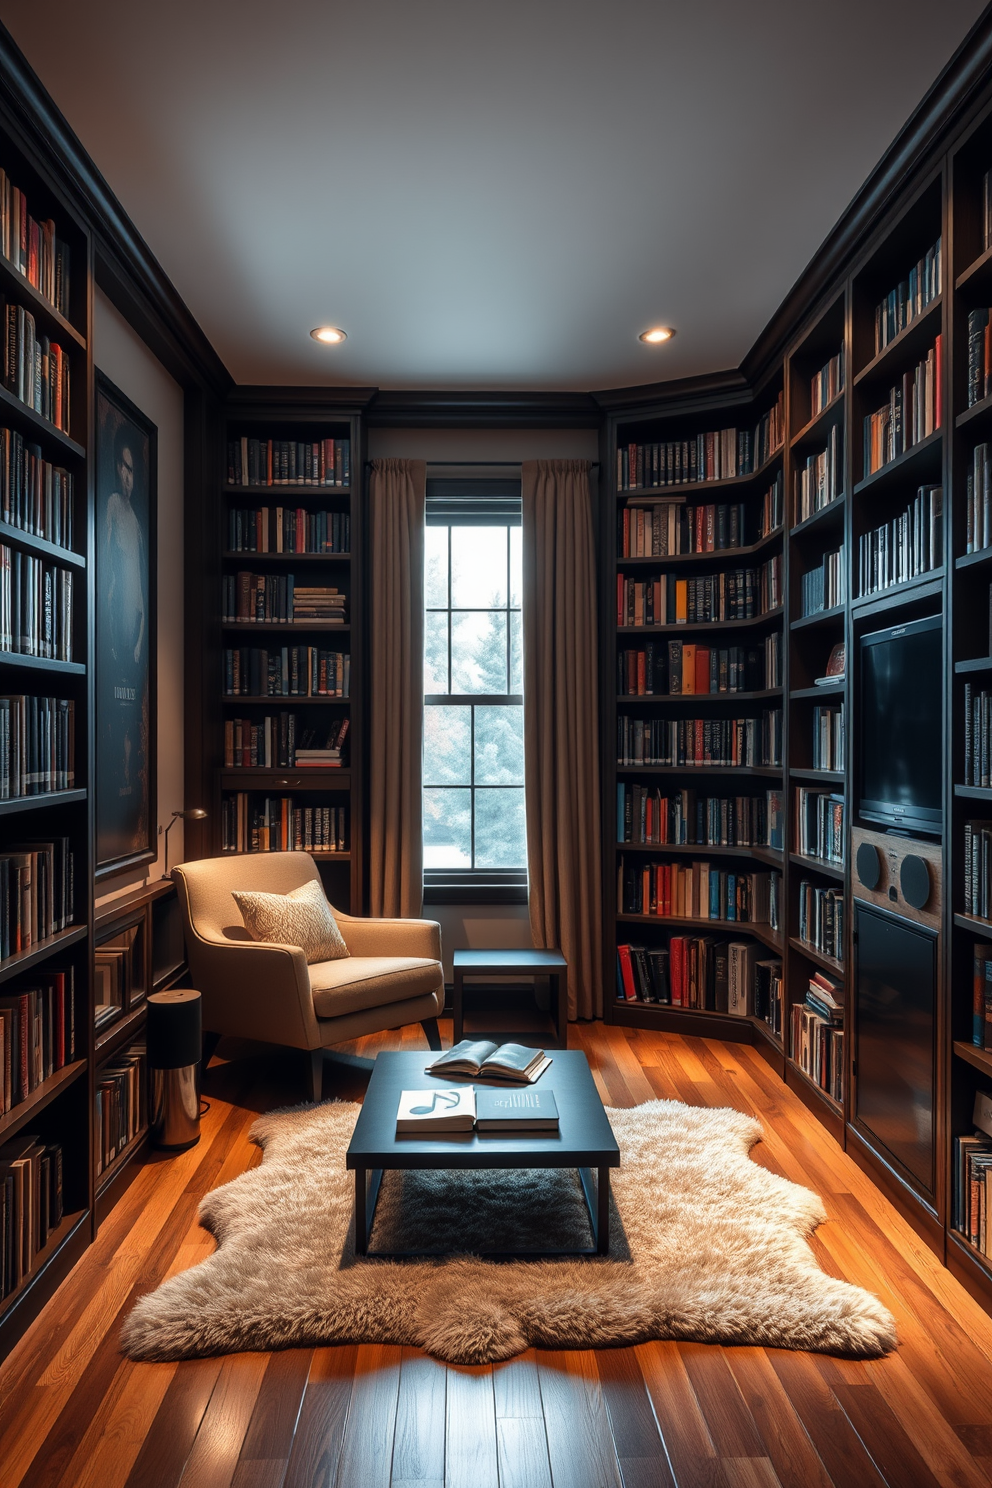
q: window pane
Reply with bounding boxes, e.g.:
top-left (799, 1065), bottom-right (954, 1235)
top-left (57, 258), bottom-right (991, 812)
top-left (510, 525), bottom-right (522, 608)
top-left (451, 526), bottom-right (507, 608)
top-left (451, 611), bottom-right (507, 694)
top-left (510, 610), bottom-right (523, 694)
top-left (424, 788), bottom-right (472, 867)
top-left (425, 525), bottom-right (449, 608)
top-left (474, 705), bottom-right (524, 785)
top-left (474, 787), bottom-right (527, 867)
top-left (424, 705), bottom-right (471, 785)
top-left (424, 611), bottom-right (449, 693)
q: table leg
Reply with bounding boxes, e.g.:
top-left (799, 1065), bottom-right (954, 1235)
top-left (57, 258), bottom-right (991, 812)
top-left (354, 1167), bottom-right (384, 1256)
top-left (552, 969), bottom-right (567, 1048)
top-left (453, 967), bottom-right (464, 1044)
top-left (597, 1166), bottom-right (610, 1255)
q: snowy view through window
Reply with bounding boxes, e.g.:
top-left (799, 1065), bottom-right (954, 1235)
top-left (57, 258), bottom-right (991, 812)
top-left (424, 522), bottom-right (525, 871)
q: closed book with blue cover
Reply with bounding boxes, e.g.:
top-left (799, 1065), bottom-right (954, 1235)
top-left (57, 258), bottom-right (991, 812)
top-left (475, 1087), bottom-right (560, 1132)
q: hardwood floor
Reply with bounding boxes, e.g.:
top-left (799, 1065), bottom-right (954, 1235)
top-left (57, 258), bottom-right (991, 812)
top-left (2, 1018), bottom-right (992, 1487)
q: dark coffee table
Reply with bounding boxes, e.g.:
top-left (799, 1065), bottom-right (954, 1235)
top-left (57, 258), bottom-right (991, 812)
top-left (346, 1050), bottom-right (619, 1257)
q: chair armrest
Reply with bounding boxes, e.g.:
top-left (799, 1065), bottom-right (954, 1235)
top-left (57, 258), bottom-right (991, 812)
top-left (338, 916), bottom-right (442, 962)
top-left (185, 933), bottom-right (320, 1048)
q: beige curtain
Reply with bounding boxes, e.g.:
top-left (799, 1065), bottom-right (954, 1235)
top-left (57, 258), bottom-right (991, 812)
top-left (522, 460), bottom-right (602, 1019)
top-left (368, 458), bottom-right (426, 917)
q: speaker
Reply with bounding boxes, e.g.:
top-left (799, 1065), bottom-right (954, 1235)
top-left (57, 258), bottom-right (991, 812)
top-left (900, 854), bottom-right (931, 910)
top-left (856, 841), bottom-right (881, 890)
top-left (851, 825), bottom-right (941, 933)
top-left (147, 989), bottom-right (202, 1151)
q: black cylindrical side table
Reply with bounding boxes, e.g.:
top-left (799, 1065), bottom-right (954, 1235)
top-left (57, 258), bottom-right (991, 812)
top-left (147, 988), bottom-right (202, 1151)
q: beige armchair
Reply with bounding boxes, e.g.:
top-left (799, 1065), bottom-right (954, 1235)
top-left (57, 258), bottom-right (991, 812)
top-left (171, 852), bottom-right (444, 1100)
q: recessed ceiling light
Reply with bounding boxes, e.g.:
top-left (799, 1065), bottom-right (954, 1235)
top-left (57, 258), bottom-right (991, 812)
top-left (639, 327), bottom-right (675, 344)
top-left (310, 326), bottom-right (347, 344)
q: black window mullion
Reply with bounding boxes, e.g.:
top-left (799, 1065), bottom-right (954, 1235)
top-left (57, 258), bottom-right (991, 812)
top-left (469, 703), bottom-right (476, 870)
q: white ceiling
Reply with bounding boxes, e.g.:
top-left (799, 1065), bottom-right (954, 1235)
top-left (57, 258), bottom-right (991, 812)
top-left (2, 0), bottom-right (987, 391)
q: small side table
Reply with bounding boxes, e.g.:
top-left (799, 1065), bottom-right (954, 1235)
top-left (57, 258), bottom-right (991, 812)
top-left (452, 948), bottom-right (568, 1049)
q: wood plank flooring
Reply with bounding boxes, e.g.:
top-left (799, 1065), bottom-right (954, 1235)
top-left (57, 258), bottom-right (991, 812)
top-left (3, 1019), bottom-right (992, 1487)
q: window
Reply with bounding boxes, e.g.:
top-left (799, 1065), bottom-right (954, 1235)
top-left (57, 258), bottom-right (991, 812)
top-left (423, 484), bottom-right (526, 902)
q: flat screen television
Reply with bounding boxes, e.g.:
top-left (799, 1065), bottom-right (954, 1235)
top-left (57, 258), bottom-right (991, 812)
top-left (859, 613), bottom-right (942, 834)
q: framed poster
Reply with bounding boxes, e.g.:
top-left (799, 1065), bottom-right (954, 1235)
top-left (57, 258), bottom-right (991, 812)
top-left (95, 374), bottom-right (157, 877)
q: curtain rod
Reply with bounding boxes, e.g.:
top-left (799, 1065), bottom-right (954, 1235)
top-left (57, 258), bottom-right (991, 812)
top-left (364, 459), bottom-right (600, 468)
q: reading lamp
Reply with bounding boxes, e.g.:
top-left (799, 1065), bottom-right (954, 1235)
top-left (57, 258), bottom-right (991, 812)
top-left (163, 808), bottom-right (208, 879)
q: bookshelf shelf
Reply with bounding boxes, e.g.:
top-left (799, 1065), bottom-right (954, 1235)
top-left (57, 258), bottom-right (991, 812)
top-left (956, 390), bottom-right (992, 430)
top-left (788, 937), bottom-right (845, 977)
top-left (0, 382), bottom-right (84, 459)
top-left (955, 546), bottom-right (992, 570)
top-left (788, 768), bottom-right (844, 784)
top-left (954, 784), bottom-right (992, 801)
top-left (0, 925), bottom-right (87, 988)
top-left (96, 1129), bottom-right (150, 1197)
top-left (790, 683), bottom-right (845, 699)
top-left (217, 767), bottom-right (351, 787)
top-left (221, 622), bottom-right (350, 634)
top-left (956, 243), bottom-right (992, 294)
top-left (616, 841), bottom-right (783, 868)
top-left (0, 1211), bottom-right (88, 1331)
top-left (221, 694), bottom-right (349, 706)
top-left (0, 788), bottom-right (86, 817)
top-left (853, 571), bottom-right (944, 614)
top-left (787, 1058), bottom-right (843, 1116)
top-left (94, 1002), bottom-right (148, 1058)
top-left (790, 393), bottom-right (846, 451)
top-left (953, 1041), bottom-right (992, 1079)
top-left (224, 484), bottom-right (352, 498)
top-left (0, 252), bottom-right (85, 349)
top-left (789, 852), bottom-right (845, 882)
top-left (616, 689), bottom-right (782, 704)
top-left (618, 447), bottom-right (783, 502)
top-left (790, 497), bottom-right (845, 539)
top-left (853, 427), bottom-right (942, 498)
top-left (617, 606), bottom-right (783, 636)
top-left (0, 521), bottom-right (84, 567)
top-left (221, 551), bottom-right (351, 563)
top-left (0, 651), bottom-right (85, 676)
top-left (0, 1059), bottom-right (87, 1142)
top-left (852, 294), bottom-right (942, 387)
top-left (617, 527), bottom-right (784, 566)
top-left (790, 605), bottom-right (845, 631)
top-left (954, 913), bottom-right (992, 938)
top-left (956, 657), bottom-right (992, 674)
top-left (616, 911), bottom-right (782, 955)
top-left (615, 764), bottom-right (783, 778)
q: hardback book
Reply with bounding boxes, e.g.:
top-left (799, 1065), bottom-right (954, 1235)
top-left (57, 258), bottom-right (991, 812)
top-left (815, 640), bottom-right (846, 685)
top-left (395, 1087), bottom-right (476, 1134)
top-left (475, 1086), bottom-right (560, 1132)
top-left (425, 1040), bottom-right (552, 1083)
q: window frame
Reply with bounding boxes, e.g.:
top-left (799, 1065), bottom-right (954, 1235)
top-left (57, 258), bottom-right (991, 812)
top-left (423, 481), bottom-right (527, 905)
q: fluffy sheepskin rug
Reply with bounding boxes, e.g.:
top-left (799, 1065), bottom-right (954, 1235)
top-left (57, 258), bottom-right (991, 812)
top-left (121, 1097), bottom-right (896, 1365)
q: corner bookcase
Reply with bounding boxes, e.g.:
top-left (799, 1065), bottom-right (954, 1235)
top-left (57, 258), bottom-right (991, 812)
top-left (209, 393), bottom-right (367, 915)
top-left (0, 117), bottom-right (94, 1355)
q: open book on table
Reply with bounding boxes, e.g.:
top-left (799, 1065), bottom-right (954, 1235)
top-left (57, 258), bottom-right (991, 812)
top-left (425, 1040), bottom-right (552, 1083)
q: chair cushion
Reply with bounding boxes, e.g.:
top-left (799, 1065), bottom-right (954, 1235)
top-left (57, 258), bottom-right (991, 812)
top-left (233, 879), bottom-right (350, 965)
top-left (309, 955), bottom-right (442, 1018)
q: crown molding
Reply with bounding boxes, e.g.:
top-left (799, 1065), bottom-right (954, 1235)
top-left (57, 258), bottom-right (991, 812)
top-left (227, 385), bottom-right (378, 419)
top-left (0, 21), bottom-right (232, 399)
top-left (364, 389), bottom-right (602, 429)
top-left (592, 369), bottom-right (749, 420)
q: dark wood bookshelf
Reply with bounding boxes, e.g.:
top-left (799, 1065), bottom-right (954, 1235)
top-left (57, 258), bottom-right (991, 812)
top-left (789, 852), bottom-right (845, 882)
top-left (221, 622), bottom-right (351, 634)
top-left (221, 551), bottom-right (351, 563)
top-left (852, 570), bottom-right (944, 614)
top-left (955, 389), bottom-right (992, 430)
top-left (788, 936), bottom-right (845, 978)
top-left (789, 495), bottom-right (845, 538)
top-left (616, 605), bottom-right (783, 636)
top-left (953, 1040), bottom-right (992, 1078)
top-left (790, 604), bottom-right (845, 631)
top-left (955, 545), bottom-right (992, 570)
top-left (616, 912), bottom-right (782, 955)
top-left (0, 251), bottom-right (85, 349)
top-left (0, 381), bottom-right (85, 459)
top-left (0, 925), bottom-right (88, 987)
top-left (789, 393), bottom-right (845, 450)
top-left (223, 484), bottom-right (352, 498)
top-left (616, 689), bottom-right (782, 704)
top-left (0, 651), bottom-right (85, 676)
top-left (221, 694), bottom-right (349, 706)
top-left (789, 767), bottom-right (844, 783)
top-left (852, 426), bottom-right (942, 497)
top-left (852, 293), bottom-right (942, 386)
top-left (616, 840), bottom-right (783, 868)
top-left (618, 447), bottom-right (783, 502)
top-left (790, 682), bottom-right (845, 698)
top-left (0, 1059), bottom-right (87, 1142)
top-left (0, 521), bottom-right (84, 567)
top-left (615, 764), bottom-right (783, 778)
top-left (616, 527), bottom-right (783, 566)
top-left (0, 788), bottom-right (86, 817)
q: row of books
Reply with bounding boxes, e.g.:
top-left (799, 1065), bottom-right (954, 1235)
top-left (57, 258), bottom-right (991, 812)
top-left (223, 646), bottom-right (350, 699)
top-left (616, 937), bottom-right (781, 1026)
top-left (617, 710), bottom-right (782, 769)
top-left (794, 787), bottom-right (845, 866)
top-left (616, 393), bottom-right (784, 490)
top-left (0, 838), bottom-right (74, 961)
top-left (811, 704), bottom-right (845, 773)
top-left (0, 1135), bottom-right (64, 1299)
top-left (0, 695), bottom-right (74, 796)
top-left (798, 880), bottom-right (844, 963)
top-left (857, 484), bottom-right (942, 598)
top-left (94, 925), bottom-right (141, 1029)
top-left (221, 574), bottom-right (346, 626)
top-left (0, 428), bottom-right (74, 549)
top-left (618, 476), bottom-right (783, 557)
top-left (872, 237), bottom-right (941, 355)
top-left (617, 635), bottom-right (781, 697)
top-left (953, 1131), bottom-right (992, 1254)
top-left (964, 819), bottom-right (992, 921)
top-left (618, 855), bottom-right (781, 927)
top-left (967, 309), bottom-right (992, 409)
top-left (794, 425), bottom-right (842, 525)
top-left (616, 784), bottom-right (783, 850)
top-left (227, 506), bottom-right (350, 555)
top-left (971, 943), bottom-right (992, 1049)
top-left (0, 969), bottom-right (76, 1113)
top-left (791, 976), bottom-right (844, 1103)
top-left (862, 338), bottom-right (942, 477)
top-left (800, 547), bottom-right (845, 617)
top-left (95, 1044), bottom-right (146, 1178)
top-left (0, 546), bottom-right (73, 660)
top-left (223, 715), bottom-right (349, 769)
top-left (809, 349), bottom-right (844, 419)
top-left (227, 437), bottom-right (350, 488)
top-left (964, 685), bottom-right (992, 789)
top-left (220, 796), bottom-right (348, 855)
top-left (965, 443), bottom-right (992, 554)
top-left (616, 561), bottom-right (781, 628)
top-left (2, 302), bottom-right (71, 434)
top-left (0, 169), bottom-right (71, 316)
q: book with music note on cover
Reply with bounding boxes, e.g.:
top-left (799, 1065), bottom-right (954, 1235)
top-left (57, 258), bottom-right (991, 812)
top-left (395, 1087), bottom-right (477, 1134)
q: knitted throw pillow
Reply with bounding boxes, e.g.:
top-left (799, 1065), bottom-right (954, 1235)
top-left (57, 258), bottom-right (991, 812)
top-left (233, 879), bottom-right (350, 964)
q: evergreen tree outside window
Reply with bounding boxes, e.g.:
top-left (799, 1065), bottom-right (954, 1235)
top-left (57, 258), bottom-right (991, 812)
top-left (423, 483), bottom-right (526, 902)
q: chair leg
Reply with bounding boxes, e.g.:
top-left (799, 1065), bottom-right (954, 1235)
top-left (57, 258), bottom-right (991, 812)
top-left (309, 1049), bottom-right (324, 1102)
top-left (421, 1017), bottom-right (442, 1051)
